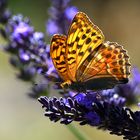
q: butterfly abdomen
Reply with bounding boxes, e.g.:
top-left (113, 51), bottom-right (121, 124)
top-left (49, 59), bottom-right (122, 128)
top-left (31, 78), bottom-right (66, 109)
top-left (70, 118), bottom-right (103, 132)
top-left (69, 82), bottom-right (87, 92)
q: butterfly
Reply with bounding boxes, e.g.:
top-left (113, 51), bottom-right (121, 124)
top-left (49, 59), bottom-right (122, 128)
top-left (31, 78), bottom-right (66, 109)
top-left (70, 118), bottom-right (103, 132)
top-left (50, 12), bottom-right (131, 92)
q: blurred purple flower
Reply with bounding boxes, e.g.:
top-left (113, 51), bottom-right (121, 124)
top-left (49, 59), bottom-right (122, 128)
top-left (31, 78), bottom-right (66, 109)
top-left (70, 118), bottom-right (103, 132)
top-left (18, 66), bottom-right (36, 81)
top-left (31, 32), bottom-right (44, 44)
top-left (115, 67), bottom-right (140, 104)
top-left (19, 49), bottom-right (30, 62)
top-left (51, 0), bottom-right (71, 8)
top-left (47, 20), bottom-right (59, 35)
top-left (100, 89), bottom-right (126, 107)
top-left (46, 0), bottom-right (78, 35)
top-left (0, 0), bottom-right (11, 24)
top-left (65, 6), bottom-right (78, 20)
top-left (84, 112), bottom-right (100, 126)
top-left (12, 22), bottom-right (33, 41)
top-left (45, 57), bottom-right (60, 82)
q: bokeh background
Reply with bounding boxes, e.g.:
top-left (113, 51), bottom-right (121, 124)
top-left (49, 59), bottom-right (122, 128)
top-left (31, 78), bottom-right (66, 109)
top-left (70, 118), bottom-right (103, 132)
top-left (1, 0), bottom-right (140, 140)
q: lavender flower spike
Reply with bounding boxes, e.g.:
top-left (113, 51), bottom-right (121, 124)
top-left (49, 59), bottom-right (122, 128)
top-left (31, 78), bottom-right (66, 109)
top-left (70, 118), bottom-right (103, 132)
top-left (46, 0), bottom-right (78, 35)
top-left (39, 95), bottom-right (140, 140)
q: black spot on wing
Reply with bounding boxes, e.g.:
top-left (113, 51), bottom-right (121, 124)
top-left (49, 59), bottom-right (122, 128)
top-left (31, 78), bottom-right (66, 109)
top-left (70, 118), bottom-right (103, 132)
top-left (70, 28), bottom-right (77, 33)
top-left (68, 42), bottom-right (74, 47)
top-left (97, 36), bottom-right (101, 40)
top-left (78, 24), bottom-right (82, 28)
top-left (91, 32), bottom-right (96, 36)
top-left (113, 50), bottom-right (118, 54)
top-left (86, 38), bottom-right (91, 44)
top-left (118, 54), bottom-right (122, 58)
top-left (86, 29), bottom-right (91, 33)
top-left (82, 34), bottom-right (86, 40)
top-left (53, 45), bottom-right (59, 50)
top-left (78, 52), bottom-right (84, 56)
top-left (106, 53), bottom-right (112, 58)
top-left (87, 53), bottom-right (93, 62)
top-left (68, 50), bottom-right (76, 54)
top-left (54, 56), bottom-right (60, 60)
top-left (75, 36), bottom-right (80, 42)
top-left (88, 47), bottom-right (92, 52)
top-left (70, 60), bottom-right (76, 64)
top-left (119, 60), bottom-right (123, 65)
top-left (93, 40), bottom-right (97, 43)
top-left (60, 51), bottom-right (65, 55)
top-left (112, 68), bottom-right (118, 73)
top-left (57, 66), bottom-right (65, 70)
top-left (72, 50), bottom-right (76, 54)
top-left (112, 62), bottom-right (117, 66)
top-left (68, 57), bottom-right (75, 61)
top-left (77, 44), bottom-right (82, 49)
top-left (59, 61), bottom-right (66, 65)
top-left (59, 42), bottom-right (63, 46)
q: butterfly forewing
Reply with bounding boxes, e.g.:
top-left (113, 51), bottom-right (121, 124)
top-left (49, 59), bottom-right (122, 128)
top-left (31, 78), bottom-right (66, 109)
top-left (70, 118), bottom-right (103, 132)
top-left (50, 34), bottom-right (70, 81)
top-left (78, 41), bottom-right (130, 87)
top-left (66, 12), bottom-right (105, 81)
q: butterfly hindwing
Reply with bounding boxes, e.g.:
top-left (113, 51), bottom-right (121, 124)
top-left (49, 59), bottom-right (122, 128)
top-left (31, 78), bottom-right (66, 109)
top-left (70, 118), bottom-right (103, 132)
top-left (66, 12), bottom-right (105, 81)
top-left (77, 41), bottom-right (130, 89)
top-left (50, 34), bottom-right (70, 81)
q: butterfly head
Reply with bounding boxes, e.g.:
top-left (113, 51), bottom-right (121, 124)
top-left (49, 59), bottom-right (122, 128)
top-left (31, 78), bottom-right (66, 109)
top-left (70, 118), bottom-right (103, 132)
top-left (60, 80), bottom-right (86, 93)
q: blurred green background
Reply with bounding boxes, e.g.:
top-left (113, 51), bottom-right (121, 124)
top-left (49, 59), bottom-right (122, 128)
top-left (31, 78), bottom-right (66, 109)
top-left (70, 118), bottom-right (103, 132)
top-left (1, 0), bottom-right (140, 140)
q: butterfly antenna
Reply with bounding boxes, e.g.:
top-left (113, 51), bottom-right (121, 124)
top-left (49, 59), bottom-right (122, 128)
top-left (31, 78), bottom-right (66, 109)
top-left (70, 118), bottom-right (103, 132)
top-left (33, 81), bottom-right (61, 86)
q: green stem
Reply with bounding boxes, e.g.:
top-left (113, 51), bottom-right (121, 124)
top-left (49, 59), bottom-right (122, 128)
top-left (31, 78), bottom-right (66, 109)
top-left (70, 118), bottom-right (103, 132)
top-left (66, 124), bottom-right (90, 140)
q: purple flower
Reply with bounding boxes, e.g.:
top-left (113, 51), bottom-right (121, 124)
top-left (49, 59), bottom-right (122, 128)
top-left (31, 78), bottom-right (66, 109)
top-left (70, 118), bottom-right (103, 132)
top-left (65, 6), bottom-right (78, 20)
top-left (12, 22), bottom-right (33, 41)
top-left (4, 14), bottom-right (53, 94)
top-left (115, 67), bottom-right (140, 104)
top-left (132, 67), bottom-right (140, 81)
top-left (29, 81), bottom-right (50, 98)
top-left (6, 15), bottom-right (33, 50)
top-left (100, 89), bottom-right (126, 107)
top-left (75, 92), bottom-right (98, 110)
top-left (46, 0), bottom-right (78, 35)
top-left (19, 49), bottom-right (30, 62)
top-left (84, 112), bottom-right (100, 126)
top-left (0, 0), bottom-right (11, 39)
top-left (0, 0), bottom-right (11, 24)
top-left (38, 96), bottom-right (140, 139)
top-left (31, 32), bottom-right (44, 44)
top-left (44, 57), bottom-right (61, 84)
top-left (38, 96), bottom-right (101, 126)
top-left (51, 0), bottom-right (71, 8)
top-left (18, 66), bottom-right (36, 81)
top-left (46, 20), bottom-right (59, 35)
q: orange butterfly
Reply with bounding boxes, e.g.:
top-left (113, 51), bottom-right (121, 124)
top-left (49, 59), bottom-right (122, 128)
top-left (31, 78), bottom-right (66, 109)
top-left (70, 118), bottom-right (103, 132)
top-left (50, 12), bottom-right (131, 92)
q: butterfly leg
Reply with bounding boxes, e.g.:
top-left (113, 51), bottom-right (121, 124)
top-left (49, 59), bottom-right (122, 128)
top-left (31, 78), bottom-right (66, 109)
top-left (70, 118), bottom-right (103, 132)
top-left (60, 80), bottom-right (72, 89)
